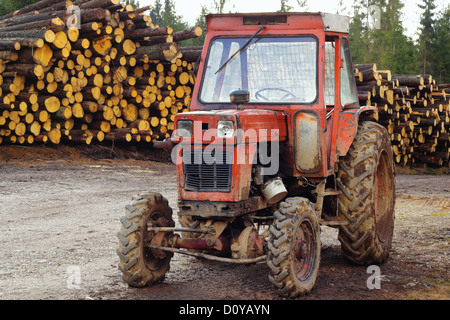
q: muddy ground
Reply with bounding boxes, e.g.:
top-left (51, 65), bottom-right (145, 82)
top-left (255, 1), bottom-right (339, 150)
top-left (0, 144), bottom-right (449, 303)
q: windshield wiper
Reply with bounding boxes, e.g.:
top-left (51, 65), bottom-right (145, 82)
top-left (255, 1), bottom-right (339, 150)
top-left (215, 26), bottom-right (265, 75)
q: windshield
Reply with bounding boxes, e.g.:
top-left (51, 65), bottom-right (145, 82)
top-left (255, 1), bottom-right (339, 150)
top-left (200, 36), bottom-right (318, 104)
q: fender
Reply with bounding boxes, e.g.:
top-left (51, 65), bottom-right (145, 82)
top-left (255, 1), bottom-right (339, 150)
top-left (335, 106), bottom-right (377, 157)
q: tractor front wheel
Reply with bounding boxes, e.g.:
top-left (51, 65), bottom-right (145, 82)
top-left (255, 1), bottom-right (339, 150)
top-left (267, 197), bottom-right (320, 298)
top-left (117, 192), bottom-right (175, 287)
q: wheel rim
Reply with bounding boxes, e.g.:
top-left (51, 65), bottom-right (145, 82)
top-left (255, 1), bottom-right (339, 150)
top-left (374, 150), bottom-right (394, 243)
top-left (293, 218), bottom-right (317, 281)
top-left (144, 211), bottom-right (171, 270)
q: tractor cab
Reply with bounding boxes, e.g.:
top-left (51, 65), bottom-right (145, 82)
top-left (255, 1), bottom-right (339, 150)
top-left (175, 12), bottom-right (372, 182)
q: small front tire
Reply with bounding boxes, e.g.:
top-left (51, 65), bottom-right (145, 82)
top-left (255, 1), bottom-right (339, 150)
top-left (267, 197), bottom-right (321, 298)
top-left (117, 192), bottom-right (174, 287)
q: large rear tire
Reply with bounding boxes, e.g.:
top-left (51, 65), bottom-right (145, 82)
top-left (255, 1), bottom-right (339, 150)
top-left (267, 197), bottom-right (320, 298)
top-left (337, 121), bottom-right (395, 265)
top-left (117, 192), bottom-right (175, 287)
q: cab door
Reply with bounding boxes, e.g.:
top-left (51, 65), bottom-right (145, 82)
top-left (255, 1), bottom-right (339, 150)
top-left (325, 36), bottom-right (360, 169)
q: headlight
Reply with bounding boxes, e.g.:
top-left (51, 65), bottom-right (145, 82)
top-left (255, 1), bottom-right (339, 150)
top-left (175, 120), bottom-right (193, 137)
top-left (217, 121), bottom-right (234, 138)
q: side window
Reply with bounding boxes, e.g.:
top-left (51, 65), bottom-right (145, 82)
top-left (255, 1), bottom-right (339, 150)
top-left (202, 41), bottom-right (224, 102)
top-left (324, 41), bottom-right (335, 106)
top-left (219, 41), bottom-right (243, 100)
top-left (340, 38), bottom-right (359, 108)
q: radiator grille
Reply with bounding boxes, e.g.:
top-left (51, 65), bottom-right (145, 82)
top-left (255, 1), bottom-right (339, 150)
top-left (183, 149), bottom-right (232, 192)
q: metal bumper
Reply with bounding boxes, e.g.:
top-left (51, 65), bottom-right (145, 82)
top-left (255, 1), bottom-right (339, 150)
top-left (177, 196), bottom-right (268, 218)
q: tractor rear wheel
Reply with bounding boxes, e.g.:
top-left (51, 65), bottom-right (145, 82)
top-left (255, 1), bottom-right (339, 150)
top-left (267, 197), bottom-right (320, 298)
top-left (337, 121), bottom-right (395, 265)
top-left (117, 192), bottom-right (175, 287)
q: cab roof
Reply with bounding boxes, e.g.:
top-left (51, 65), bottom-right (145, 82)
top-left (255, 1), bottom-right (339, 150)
top-left (206, 12), bottom-right (350, 34)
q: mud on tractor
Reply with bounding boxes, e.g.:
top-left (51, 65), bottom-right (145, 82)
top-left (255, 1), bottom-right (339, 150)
top-left (116, 12), bottom-right (395, 298)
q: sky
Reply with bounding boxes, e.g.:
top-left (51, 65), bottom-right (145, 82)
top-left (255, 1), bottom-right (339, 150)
top-left (139, 0), bottom-right (449, 41)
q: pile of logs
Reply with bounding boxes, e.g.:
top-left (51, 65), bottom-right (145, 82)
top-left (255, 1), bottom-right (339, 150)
top-left (355, 64), bottom-right (450, 167)
top-left (0, 0), bottom-right (202, 145)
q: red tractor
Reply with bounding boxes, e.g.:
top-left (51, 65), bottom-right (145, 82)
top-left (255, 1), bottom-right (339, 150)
top-left (117, 12), bottom-right (395, 297)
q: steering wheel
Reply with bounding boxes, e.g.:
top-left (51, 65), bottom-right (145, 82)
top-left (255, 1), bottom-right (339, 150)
top-left (254, 88), bottom-right (296, 101)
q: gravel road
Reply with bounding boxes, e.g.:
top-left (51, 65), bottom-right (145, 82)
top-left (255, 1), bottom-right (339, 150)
top-left (0, 148), bottom-right (449, 302)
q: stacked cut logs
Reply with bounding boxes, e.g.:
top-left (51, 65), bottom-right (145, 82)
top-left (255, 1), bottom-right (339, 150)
top-left (0, 1), bottom-right (446, 169)
top-left (355, 64), bottom-right (450, 167)
top-left (0, 0), bottom-right (202, 145)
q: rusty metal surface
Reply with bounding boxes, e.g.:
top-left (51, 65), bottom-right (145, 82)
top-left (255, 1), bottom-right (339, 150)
top-left (148, 244), bottom-right (268, 264)
top-left (175, 235), bottom-right (230, 251)
top-left (178, 196), bottom-right (268, 218)
top-left (231, 226), bottom-right (265, 259)
top-left (335, 106), bottom-right (377, 157)
top-left (147, 227), bottom-right (209, 234)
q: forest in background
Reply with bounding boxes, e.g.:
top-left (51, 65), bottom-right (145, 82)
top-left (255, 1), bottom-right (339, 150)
top-left (0, 0), bottom-right (449, 83)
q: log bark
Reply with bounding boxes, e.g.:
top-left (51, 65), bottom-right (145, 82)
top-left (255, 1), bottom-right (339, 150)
top-left (136, 42), bottom-right (181, 62)
top-left (392, 75), bottom-right (424, 86)
top-left (172, 26), bottom-right (203, 42)
top-left (125, 26), bottom-right (173, 40)
top-left (180, 47), bottom-right (202, 62)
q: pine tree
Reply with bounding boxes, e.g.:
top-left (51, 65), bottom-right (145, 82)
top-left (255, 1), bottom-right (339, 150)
top-left (0, 1), bottom-right (6, 16)
top-left (391, 26), bottom-right (418, 74)
top-left (213, 0), bottom-right (228, 13)
top-left (149, 0), bottom-right (163, 26)
top-left (348, 0), bottom-right (417, 73)
top-left (349, 1), bottom-right (367, 64)
top-left (381, 0), bottom-right (417, 74)
top-left (336, 0), bottom-right (348, 14)
top-left (296, 0), bottom-right (309, 10)
top-left (0, 0), bottom-right (40, 16)
top-left (433, 5), bottom-right (450, 83)
top-left (278, 0), bottom-right (293, 12)
top-left (188, 1), bottom-right (229, 46)
top-left (278, 0), bottom-right (308, 12)
top-left (161, 0), bottom-right (187, 32)
top-left (125, 0), bottom-right (140, 9)
top-left (417, 0), bottom-right (437, 75)
top-left (187, 5), bottom-right (208, 47)
top-left (150, 0), bottom-right (187, 32)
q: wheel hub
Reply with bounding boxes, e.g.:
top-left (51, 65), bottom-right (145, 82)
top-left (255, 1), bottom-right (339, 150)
top-left (294, 240), bottom-right (308, 260)
top-left (231, 226), bottom-right (265, 259)
top-left (293, 220), bottom-right (316, 281)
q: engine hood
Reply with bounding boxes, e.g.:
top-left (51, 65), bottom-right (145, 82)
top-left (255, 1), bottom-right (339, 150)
top-left (173, 109), bottom-right (287, 144)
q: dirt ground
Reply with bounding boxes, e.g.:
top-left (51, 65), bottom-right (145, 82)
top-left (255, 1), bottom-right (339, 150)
top-left (0, 144), bottom-right (449, 301)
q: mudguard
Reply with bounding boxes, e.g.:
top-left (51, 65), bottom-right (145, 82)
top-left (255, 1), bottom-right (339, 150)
top-left (336, 106), bottom-right (377, 157)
